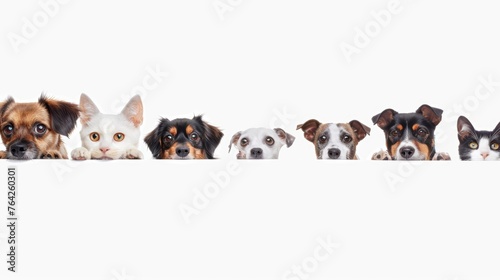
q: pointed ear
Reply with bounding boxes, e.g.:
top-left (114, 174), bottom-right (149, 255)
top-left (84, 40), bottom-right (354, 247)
top-left (457, 116), bottom-right (475, 140)
top-left (121, 95), bottom-right (143, 127)
top-left (79, 94), bottom-right (100, 126)
top-left (296, 119), bottom-right (321, 142)
top-left (144, 121), bottom-right (164, 159)
top-left (38, 95), bottom-right (79, 137)
top-left (0, 97), bottom-right (15, 118)
top-left (349, 120), bottom-right (371, 141)
top-left (274, 128), bottom-right (295, 148)
top-left (493, 121), bottom-right (500, 136)
top-left (228, 131), bottom-right (241, 153)
top-left (416, 104), bottom-right (443, 126)
top-left (372, 109), bottom-right (397, 129)
top-left (194, 115), bottom-right (223, 159)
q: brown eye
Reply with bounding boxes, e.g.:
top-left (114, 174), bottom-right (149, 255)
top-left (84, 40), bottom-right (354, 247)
top-left (342, 135), bottom-right (352, 143)
top-left (114, 133), bottom-right (125, 142)
top-left (240, 138), bottom-right (249, 146)
top-left (34, 123), bottom-right (47, 135)
top-left (3, 124), bottom-right (13, 136)
top-left (190, 133), bottom-right (199, 141)
top-left (469, 142), bottom-right (478, 149)
top-left (319, 135), bottom-right (327, 144)
top-left (165, 135), bottom-right (173, 143)
top-left (390, 130), bottom-right (399, 137)
top-left (90, 132), bottom-right (100, 142)
top-left (265, 137), bottom-right (274, 146)
top-left (491, 143), bottom-right (499, 150)
top-left (417, 128), bottom-right (427, 137)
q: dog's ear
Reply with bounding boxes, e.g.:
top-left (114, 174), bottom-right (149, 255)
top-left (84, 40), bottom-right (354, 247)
top-left (194, 115), bottom-right (223, 159)
top-left (121, 95), bottom-right (143, 127)
top-left (38, 95), bottom-right (79, 137)
top-left (296, 119), bottom-right (321, 142)
top-left (274, 128), bottom-right (295, 148)
top-left (228, 131), bottom-right (241, 153)
top-left (349, 120), bottom-right (371, 141)
top-left (457, 116), bottom-right (475, 141)
top-left (144, 119), bottom-right (166, 159)
top-left (0, 97), bottom-right (15, 119)
top-left (372, 109), bottom-right (397, 129)
top-left (416, 104), bottom-right (443, 126)
top-left (79, 94), bottom-right (100, 126)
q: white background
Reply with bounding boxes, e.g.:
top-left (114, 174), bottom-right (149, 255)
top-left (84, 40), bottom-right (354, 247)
top-left (1, 0), bottom-right (500, 279)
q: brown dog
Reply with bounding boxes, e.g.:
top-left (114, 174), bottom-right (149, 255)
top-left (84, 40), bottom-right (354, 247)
top-left (0, 95), bottom-right (79, 159)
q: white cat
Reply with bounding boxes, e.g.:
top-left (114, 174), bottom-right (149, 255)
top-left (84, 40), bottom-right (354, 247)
top-left (71, 94), bottom-right (144, 160)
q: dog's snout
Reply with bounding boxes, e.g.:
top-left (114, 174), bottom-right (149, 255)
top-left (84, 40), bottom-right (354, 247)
top-left (10, 142), bottom-right (28, 158)
top-left (399, 146), bottom-right (415, 159)
top-left (176, 146), bottom-right (190, 158)
top-left (250, 148), bottom-right (263, 159)
top-left (328, 148), bottom-right (341, 159)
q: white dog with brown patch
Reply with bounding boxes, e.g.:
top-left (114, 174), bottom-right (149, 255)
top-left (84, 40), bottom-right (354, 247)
top-left (229, 128), bottom-right (295, 159)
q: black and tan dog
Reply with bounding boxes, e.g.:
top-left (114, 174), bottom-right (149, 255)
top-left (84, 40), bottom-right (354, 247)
top-left (371, 104), bottom-right (450, 160)
top-left (0, 95), bottom-right (79, 159)
top-left (297, 119), bottom-right (370, 159)
top-left (144, 115), bottom-right (223, 159)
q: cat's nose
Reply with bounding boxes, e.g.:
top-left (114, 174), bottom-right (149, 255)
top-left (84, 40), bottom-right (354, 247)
top-left (481, 152), bottom-right (489, 159)
top-left (100, 148), bottom-right (110, 154)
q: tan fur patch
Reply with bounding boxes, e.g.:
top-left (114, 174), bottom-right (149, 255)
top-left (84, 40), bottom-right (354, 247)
top-left (186, 125), bottom-right (194, 135)
top-left (396, 124), bottom-right (403, 131)
top-left (412, 124), bottom-right (419, 131)
top-left (390, 142), bottom-right (401, 158)
top-left (415, 142), bottom-right (430, 160)
top-left (169, 127), bottom-right (177, 136)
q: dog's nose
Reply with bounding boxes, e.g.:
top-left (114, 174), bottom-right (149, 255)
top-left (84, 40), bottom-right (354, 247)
top-left (176, 147), bottom-right (190, 158)
top-left (100, 148), bottom-right (110, 153)
top-left (250, 148), bottom-right (263, 159)
top-left (328, 148), bottom-right (341, 159)
top-left (400, 147), bottom-right (415, 159)
top-left (10, 143), bottom-right (28, 158)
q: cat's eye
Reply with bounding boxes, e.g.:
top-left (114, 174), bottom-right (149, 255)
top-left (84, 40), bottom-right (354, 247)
top-left (265, 137), bottom-right (275, 146)
top-left (469, 142), bottom-right (478, 149)
top-left (240, 138), bottom-right (249, 146)
top-left (90, 132), bottom-right (100, 142)
top-left (114, 133), bottom-right (125, 142)
top-left (34, 123), bottom-right (47, 135)
top-left (190, 133), bottom-right (199, 141)
top-left (491, 143), bottom-right (499, 150)
top-left (319, 135), bottom-right (327, 144)
top-left (342, 134), bottom-right (352, 143)
top-left (3, 124), bottom-right (13, 136)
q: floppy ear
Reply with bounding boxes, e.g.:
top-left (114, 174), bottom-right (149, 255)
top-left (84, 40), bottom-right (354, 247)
top-left (296, 119), bottom-right (321, 142)
top-left (372, 109), bottom-right (397, 129)
top-left (457, 116), bottom-right (475, 141)
top-left (228, 131), bottom-right (241, 153)
top-left (194, 115), bottom-right (224, 159)
top-left (416, 104), bottom-right (443, 126)
top-left (79, 94), bottom-right (100, 126)
top-left (121, 95), bottom-right (143, 127)
top-left (144, 120), bottom-right (166, 159)
top-left (274, 128), bottom-right (295, 148)
top-left (38, 95), bottom-right (79, 137)
top-left (349, 120), bottom-right (371, 141)
top-left (0, 97), bottom-right (15, 119)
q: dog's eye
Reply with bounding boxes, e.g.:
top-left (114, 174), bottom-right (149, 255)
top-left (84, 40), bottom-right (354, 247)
top-left (90, 132), bottom-right (100, 142)
top-left (265, 137), bottom-right (275, 146)
top-left (319, 135), bottom-right (327, 144)
top-left (190, 133), bottom-right (199, 141)
top-left (491, 143), bottom-right (499, 150)
top-left (469, 142), bottom-right (478, 149)
top-left (342, 135), bottom-right (352, 143)
top-left (417, 128), bottom-right (427, 137)
top-left (3, 125), bottom-right (14, 136)
top-left (164, 135), bottom-right (173, 143)
top-left (240, 138), bottom-right (249, 146)
top-left (114, 133), bottom-right (125, 142)
top-left (390, 130), bottom-right (399, 137)
top-left (34, 124), bottom-right (47, 135)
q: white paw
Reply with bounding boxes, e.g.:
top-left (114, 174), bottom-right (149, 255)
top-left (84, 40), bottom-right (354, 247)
top-left (124, 148), bottom-right (143, 159)
top-left (71, 147), bottom-right (91, 160)
top-left (372, 150), bottom-right (392, 160)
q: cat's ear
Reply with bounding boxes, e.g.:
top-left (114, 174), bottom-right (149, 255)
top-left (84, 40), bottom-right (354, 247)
top-left (144, 120), bottom-right (165, 159)
top-left (79, 94), bottom-right (100, 126)
top-left (121, 95), bottom-right (143, 127)
top-left (194, 115), bottom-right (223, 159)
top-left (457, 116), bottom-right (475, 141)
top-left (493, 121), bottom-right (500, 136)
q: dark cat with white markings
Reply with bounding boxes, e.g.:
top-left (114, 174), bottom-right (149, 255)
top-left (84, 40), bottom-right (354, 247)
top-left (457, 116), bottom-right (500, 161)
